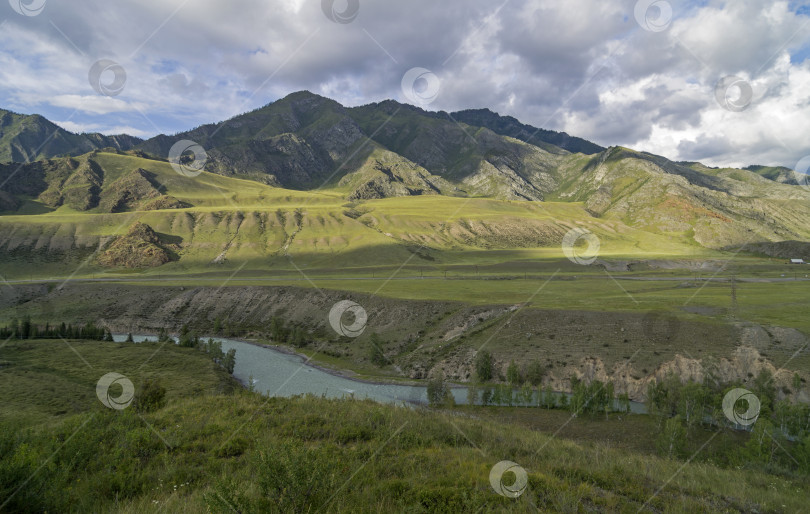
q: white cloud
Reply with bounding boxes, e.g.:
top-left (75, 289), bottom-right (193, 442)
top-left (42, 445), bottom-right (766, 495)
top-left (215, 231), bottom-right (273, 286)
top-left (49, 95), bottom-right (145, 115)
top-left (52, 120), bottom-right (150, 138)
top-left (0, 0), bottom-right (807, 168)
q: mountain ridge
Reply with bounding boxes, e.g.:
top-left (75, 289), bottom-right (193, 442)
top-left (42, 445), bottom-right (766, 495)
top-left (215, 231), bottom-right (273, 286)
top-left (0, 91), bottom-right (809, 260)
top-left (0, 92), bottom-right (800, 180)
top-left (0, 108), bottom-right (142, 163)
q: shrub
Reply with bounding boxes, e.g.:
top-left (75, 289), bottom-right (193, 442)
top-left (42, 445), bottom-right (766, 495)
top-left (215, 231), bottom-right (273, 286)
top-left (134, 378), bottom-right (167, 413)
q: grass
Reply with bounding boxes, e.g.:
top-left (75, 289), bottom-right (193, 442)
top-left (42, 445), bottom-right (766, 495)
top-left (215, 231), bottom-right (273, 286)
top-left (0, 150), bottom-right (729, 280)
top-left (1, 267), bottom-right (807, 384)
top-left (1, 339), bottom-right (809, 512)
top-left (0, 338), bottom-right (236, 427)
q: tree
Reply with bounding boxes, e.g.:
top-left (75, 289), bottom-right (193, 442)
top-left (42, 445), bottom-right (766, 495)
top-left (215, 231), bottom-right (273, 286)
top-left (270, 317), bottom-right (287, 342)
top-left (570, 380), bottom-right (588, 415)
top-left (466, 383), bottom-right (479, 406)
top-left (490, 383), bottom-right (504, 406)
top-left (223, 348), bottom-right (236, 374)
top-left (603, 381), bottom-right (614, 419)
top-left (752, 369), bottom-right (776, 416)
top-left (506, 361), bottom-right (522, 386)
top-left (618, 392), bottom-right (631, 414)
top-left (647, 374), bottom-right (681, 427)
top-left (798, 433), bottom-right (810, 474)
top-left (742, 418), bottom-right (780, 465)
top-left (290, 326), bottom-right (306, 347)
top-left (125, 333), bottom-right (134, 343)
top-left (793, 373), bottom-right (803, 395)
top-left (773, 400), bottom-right (810, 439)
top-left (481, 386), bottom-right (493, 406)
top-left (157, 327), bottom-right (171, 343)
top-left (678, 381), bottom-right (709, 431)
top-left (475, 351), bottom-right (493, 382)
top-left (500, 383), bottom-right (514, 406)
top-left (179, 329), bottom-right (197, 348)
top-left (656, 415), bottom-right (687, 458)
top-left (525, 360), bottom-right (545, 386)
top-left (542, 386), bottom-right (556, 409)
top-left (20, 316), bottom-right (31, 339)
top-left (520, 383), bottom-right (534, 406)
top-left (367, 334), bottom-right (387, 366)
top-left (427, 374), bottom-right (453, 407)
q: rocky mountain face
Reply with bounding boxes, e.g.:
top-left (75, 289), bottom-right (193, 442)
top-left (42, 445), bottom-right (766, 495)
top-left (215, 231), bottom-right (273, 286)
top-left (0, 109), bottom-right (141, 163)
top-left (133, 91), bottom-right (587, 200)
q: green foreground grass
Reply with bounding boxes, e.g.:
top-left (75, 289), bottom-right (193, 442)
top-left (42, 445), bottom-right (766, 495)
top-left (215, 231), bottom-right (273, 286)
top-left (1, 339), bottom-right (809, 513)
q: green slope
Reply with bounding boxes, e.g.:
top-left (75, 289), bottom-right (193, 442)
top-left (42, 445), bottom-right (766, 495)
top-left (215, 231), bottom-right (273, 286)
top-left (1, 339), bottom-right (807, 513)
top-left (0, 149), bottom-right (809, 279)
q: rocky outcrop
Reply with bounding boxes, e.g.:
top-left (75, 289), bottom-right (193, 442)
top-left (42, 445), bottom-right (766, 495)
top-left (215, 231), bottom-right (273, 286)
top-left (97, 222), bottom-right (176, 268)
top-left (141, 194), bottom-right (188, 211)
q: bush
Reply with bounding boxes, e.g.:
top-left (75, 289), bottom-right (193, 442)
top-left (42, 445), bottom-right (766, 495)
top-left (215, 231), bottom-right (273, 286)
top-left (134, 379), bottom-right (167, 413)
top-left (206, 441), bottom-right (342, 512)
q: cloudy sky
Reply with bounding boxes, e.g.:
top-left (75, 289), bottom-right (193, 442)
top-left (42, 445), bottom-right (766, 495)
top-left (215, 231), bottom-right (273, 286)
top-left (1, 0), bottom-right (809, 169)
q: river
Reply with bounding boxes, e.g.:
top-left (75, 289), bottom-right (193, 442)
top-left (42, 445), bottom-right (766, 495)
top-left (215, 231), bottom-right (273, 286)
top-left (113, 334), bottom-right (647, 413)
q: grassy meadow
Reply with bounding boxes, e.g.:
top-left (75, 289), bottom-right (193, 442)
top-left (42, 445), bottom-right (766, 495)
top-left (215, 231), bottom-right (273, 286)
top-left (1, 339), bottom-right (808, 513)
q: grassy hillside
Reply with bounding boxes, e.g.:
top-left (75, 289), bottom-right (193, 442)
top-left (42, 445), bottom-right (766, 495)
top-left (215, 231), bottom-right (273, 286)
top-left (1, 339), bottom-right (808, 513)
top-left (6, 149), bottom-right (807, 280)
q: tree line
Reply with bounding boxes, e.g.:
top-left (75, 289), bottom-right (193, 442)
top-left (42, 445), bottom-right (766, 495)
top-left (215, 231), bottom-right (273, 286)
top-left (646, 370), bottom-right (810, 474)
top-left (0, 316), bottom-right (112, 341)
top-left (428, 350), bottom-right (810, 476)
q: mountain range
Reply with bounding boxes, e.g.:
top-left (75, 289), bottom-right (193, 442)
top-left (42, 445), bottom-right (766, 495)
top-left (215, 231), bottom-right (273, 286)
top-left (0, 108), bottom-right (141, 163)
top-left (0, 90), bottom-right (809, 272)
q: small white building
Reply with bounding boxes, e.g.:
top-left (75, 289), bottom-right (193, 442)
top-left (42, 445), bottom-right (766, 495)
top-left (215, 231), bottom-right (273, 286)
top-left (789, 258), bottom-right (805, 264)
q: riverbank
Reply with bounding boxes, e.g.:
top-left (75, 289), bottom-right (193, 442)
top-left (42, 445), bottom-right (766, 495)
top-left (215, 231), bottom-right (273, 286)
top-left (113, 333), bottom-right (648, 412)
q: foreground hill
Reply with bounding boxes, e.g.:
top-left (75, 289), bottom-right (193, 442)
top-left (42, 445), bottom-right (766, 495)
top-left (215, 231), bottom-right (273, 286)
top-left (0, 339), bottom-right (807, 513)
